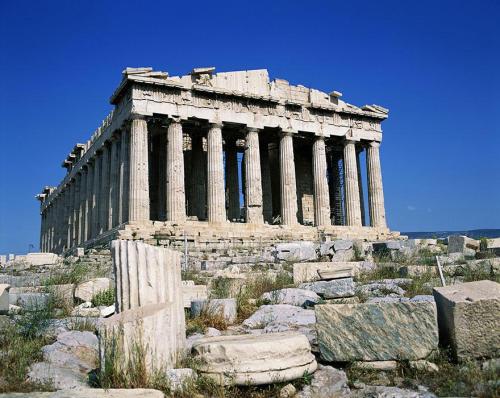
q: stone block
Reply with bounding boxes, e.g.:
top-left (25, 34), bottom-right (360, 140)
top-left (373, 241), bottom-right (402, 251)
top-left (433, 280), bottom-right (500, 360)
top-left (333, 239), bottom-right (353, 251)
top-left (25, 252), bottom-right (59, 266)
top-left (293, 262), bottom-right (359, 284)
top-left (10, 292), bottom-right (50, 309)
top-left (316, 302), bottom-right (438, 361)
top-left (448, 235), bottom-right (479, 254)
top-left (191, 298), bottom-right (237, 323)
top-left (299, 278), bottom-right (355, 299)
top-left (261, 288), bottom-right (320, 307)
top-left (183, 284), bottom-right (208, 308)
top-left (0, 284), bottom-right (10, 314)
top-left (275, 242), bottom-right (317, 262)
top-left (243, 304), bottom-right (316, 329)
top-left (75, 278), bottom-right (111, 302)
top-left (100, 303), bottom-right (181, 372)
top-left (191, 332), bottom-right (317, 385)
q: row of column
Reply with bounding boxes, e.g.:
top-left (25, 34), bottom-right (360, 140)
top-left (40, 115), bottom-right (387, 253)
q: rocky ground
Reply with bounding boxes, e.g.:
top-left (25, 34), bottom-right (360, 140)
top-left (0, 236), bottom-right (499, 397)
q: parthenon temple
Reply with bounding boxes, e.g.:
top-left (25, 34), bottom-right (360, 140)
top-left (37, 67), bottom-right (398, 254)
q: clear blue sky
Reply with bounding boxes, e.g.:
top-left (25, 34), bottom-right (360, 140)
top-left (0, 0), bottom-right (499, 253)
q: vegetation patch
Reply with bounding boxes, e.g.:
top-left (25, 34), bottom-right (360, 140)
top-left (186, 305), bottom-right (228, 335)
top-left (91, 287), bottom-right (115, 307)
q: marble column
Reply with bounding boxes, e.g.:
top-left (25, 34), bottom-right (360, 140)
top-left (244, 128), bottom-right (263, 224)
top-left (109, 137), bottom-right (120, 229)
top-left (128, 117), bottom-right (150, 221)
top-left (343, 140), bottom-right (362, 226)
top-left (279, 132), bottom-right (298, 225)
top-left (207, 123), bottom-right (226, 222)
top-left (78, 169), bottom-right (86, 245)
top-left (356, 147), bottom-right (366, 226)
top-left (329, 151), bottom-right (344, 225)
top-left (72, 173), bottom-right (81, 246)
top-left (260, 140), bottom-right (273, 223)
top-left (367, 141), bottom-right (387, 228)
top-left (85, 162), bottom-right (94, 241)
top-left (119, 129), bottom-right (129, 224)
top-left (99, 144), bottom-right (111, 233)
top-left (166, 119), bottom-right (186, 222)
top-left (225, 137), bottom-right (240, 221)
top-left (190, 134), bottom-right (206, 220)
top-left (312, 137), bottom-right (331, 226)
top-left (92, 153), bottom-right (101, 237)
top-left (67, 181), bottom-right (75, 248)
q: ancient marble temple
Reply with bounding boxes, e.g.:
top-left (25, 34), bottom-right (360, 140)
top-left (37, 67), bottom-right (398, 254)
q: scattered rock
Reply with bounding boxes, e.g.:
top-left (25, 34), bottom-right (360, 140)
top-left (0, 284), bottom-right (10, 314)
top-left (261, 288), bottom-right (320, 307)
top-left (409, 360), bottom-right (439, 372)
top-left (74, 277), bottom-right (111, 302)
top-left (299, 278), bottom-right (355, 298)
top-left (0, 389), bottom-right (166, 397)
top-left (448, 235), bottom-right (479, 255)
top-left (279, 383), bottom-right (297, 398)
top-left (293, 262), bottom-right (356, 284)
top-left (356, 281), bottom-right (406, 298)
top-left (165, 368), bottom-right (197, 392)
top-left (350, 385), bottom-right (437, 397)
top-left (316, 302), bottom-right (438, 362)
top-left (352, 360), bottom-right (398, 371)
top-left (275, 242), bottom-right (317, 262)
top-left (297, 365), bottom-right (350, 397)
top-left (99, 304), bottom-right (116, 317)
top-left (242, 304), bottom-right (315, 330)
top-left (205, 327), bottom-right (221, 337)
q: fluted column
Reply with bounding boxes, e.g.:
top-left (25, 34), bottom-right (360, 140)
top-left (119, 129), bottom-right (129, 224)
top-left (225, 138), bottom-right (240, 221)
top-left (109, 137), bottom-right (120, 229)
top-left (329, 151), bottom-right (344, 225)
top-left (72, 174), bottom-right (81, 246)
top-left (166, 119), bottom-right (186, 222)
top-left (207, 123), bottom-right (226, 222)
top-left (260, 140), bottom-right (273, 223)
top-left (343, 140), bottom-right (362, 226)
top-left (92, 153), bottom-right (101, 237)
top-left (99, 144), bottom-right (110, 233)
top-left (244, 128), bottom-right (263, 224)
top-left (190, 134), bottom-right (206, 220)
top-left (128, 117), bottom-right (150, 221)
top-left (67, 181), bottom-right (75, 248)
top-left (367, 141), bottom-right (387, 228)
top-left (312, 137), bottom-right (331, 226)
top-left (356, 147), bottom-right (366, 226)
top-left (78, 170), bottom-right (86, 245)
top-left (85, 162), bottom-right (94, 241)
top-left (279, 132), bottom-right (298, 225)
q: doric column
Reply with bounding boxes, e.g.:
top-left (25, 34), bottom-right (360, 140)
top-left (312, 137), bottom-right (331, 226)
top-left (44, 206), bottom-right (50, 252)
top-left (190, 134), bottom-right (206, 220)
top-left (244, 128), bottom-right (263, 224)
top-left (85, 162), bottom-right (94, 241)
top-left (356, 147), bottom-right (366, 226)
top-left (329, 150), bottom-right (344, 225)
top-left (225, 137), bottom-right (240, 221)
top-left (260, 140), bottom-right (273, 223)
top-left (343, 140), bottom-right (362, 226)
top-left (367, 141), bottom-right (387, 228)
top-left (78, 169), bottom-right (86, 245)
top-left (109, 137), bottom-right (120, 229)
top-left (119, 129), bottom-right (129, 224)
top-left (99, 144), bottom-right (110, 233)
top-left (92, 153), bottom-right (101, 237)
top-left (279, 132), bottom-right (298, 225)
top-left (207, 123), bottom-right (226, 222)
top-left (67, 181), bottom-right (74, 248)
top-left (166, 118), bottom-right (186, 222)
top-left (72, 173), bottom-right (81, 246)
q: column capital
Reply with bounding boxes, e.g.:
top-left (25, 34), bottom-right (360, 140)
top-left (168, 115), bottom-right (183, 125)
top-left (247, 126), bottom-right (260, 134)
top-left (129, 113), bottom-right (148, 121)
top-left (209, 122), bottom-right (223, 129)
top-left (369, 141), bottom-right (381, 148)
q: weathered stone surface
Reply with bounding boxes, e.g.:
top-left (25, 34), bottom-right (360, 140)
top-left (75, 277), bottom-right (111, 302)
top-left (182, 283), bottom-right (208, 308)
top-left (243, 304), bottom-right (315, 329)
top-left (191, 332), bottom-right (317, 385)
top-left (0, 389), bottom-right (165, 397)
top-left (356, 279), bottom-right (408, 298)
top-left (299, 278), bottom-right (355, 298)
top-left (433, 280), bottom-right (500, 360)
top-left (293, 262), bottom-right (355, 284)
top-left (352, 360), bottom-right (398, 370)
top-left (316, 302), bottom-right (438, 361)
top-left (349, 386), bottom-right (436, 398)
top-left (261, 288), bottom-right (320, 307)
top-left (275, 242), bottom-right (317, 262)
top-left (448, 235), bottom-right (479, 254)
top-left (191, 298), bottom-right (237, 323)
top-left (164, 368), bottom-right (197, 392)
top-left (0, 284), bottom-right (10, 314)
top-left (296, 364), bottom-right (350, 398)
top-left (25, 252), bottom-right (59, 266)
top-left (10, 292), bottom-right (50, 309)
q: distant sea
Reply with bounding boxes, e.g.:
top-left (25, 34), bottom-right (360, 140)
top-left (402, 229), bottom-right (500, 239)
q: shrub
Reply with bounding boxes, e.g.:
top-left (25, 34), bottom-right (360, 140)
top-left (186, 305), bottom-right (228, 335)
top-left (91, 288), bottom-right (115, 307)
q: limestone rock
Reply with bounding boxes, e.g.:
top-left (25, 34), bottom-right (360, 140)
top-left (316, 302), bottom-right (438, 361)
top-left (165, 368), bottom-right (197, 392)
top-left (293, 262), bottom-right (356, 284)
top-left (25, 252), bottom-right (59, 266)
top-left (409, 360), bottom-right (439, 372)
top-left (279, 383), bottom-right (297, 398)
top-left (352, 360), bottom-right (398, 370)
top-left (299, 278), bottom-right (355, 298)
top-left (74, 278), bottom-right (111, 302)
top-left (261, 288), bottom-right (320, 307)
top-left (191, 332), bottom-right (317, 385)
top-left (350, 386), bottom-right (436, 398)
top-left (0, 389), bottom-right (165, 397)
top-left (448, 235), bottom-right (479, 254)
top-left (275, 242), bottom-right (318, 262)
top-left (356, 280), bottom-right (406, 298)
top-left (433, 280), bottom-right (500, 360)
top-left (0, 284), bottom-right (10, 314)
top-left (27, 362), bottom-right (89, 389)
top-left (10, 292), bottom-right (50, 309)
top-left (243, 304), bottom-right (315, 329)
top-left (296, 365), bottom-right (350, 398)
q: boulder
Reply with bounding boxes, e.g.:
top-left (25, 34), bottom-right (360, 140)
top-left (191, 332), bottom-right (317, 385)
top-left (356, 281), bottom-right (406, 298)
top-left (0, 284), bottom-right (10, 314)
top-left (433, 280), bottom-right (500, 360)
top-left (190, 298), bottom-right (237, 323)
top-left (275, 242), bottom-right (317, 262)
top-left (316, 302), bottom-right (438, 361)
top-left (299, 278), bottom-right (355, 298)
top-left (0, 389), bottom-right (165, 397)
top-left (242, 304), bottom-right (315, 329)
top-left (74, 278), bottom-right (111, 302)
top-left (261, 288), bottom-right (320, 307)
top-left (448, 235), bottom-right (479, 254)
top-left (296, 365), bottom-right (350, 398)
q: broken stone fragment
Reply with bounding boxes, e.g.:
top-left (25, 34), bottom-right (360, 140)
top-left (261, 288), bottom-right (320, 307)
top-left (299, 278), bottom-right (355, 299)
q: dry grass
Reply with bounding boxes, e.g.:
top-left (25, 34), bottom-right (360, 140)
top-left (186, 305), bottom-right (228, 335)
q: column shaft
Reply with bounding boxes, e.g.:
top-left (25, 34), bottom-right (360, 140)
top-left (312, 137), bottom-right (331, 226)
top-left (109, 138), bottom-right (120, 228)
top-left (100, 145), bottom-right (111, 233)
top-left (245, 128), bottom-right (263, 224)
top-left (367, 142), bottom-right (387, 228)
top-left (92, 154), bottom-right (101, 237)
top-left (279, 133), bottom-right (298, 225)
top-left (119, 130), bottom-right (129, 224)
top-left (166, 120), bottom-right (186, 222)
top-left (190, 134), bottom-right (206, 220)
top-left (343, 140), bottom-right (362, 226)
top-left (67, 182), bottom-right (74, 248)
top-left (72, 174), bottom-right (81, 246)
top-left (128, 117), bottom-right (150, 221)
top-left (78, 170), bottom-right (86, 245)
top-left (225, 139), bottom-right (240, 221)
top-left (85, 162), bottom-right (94, 241)
top-left (260, 140), bottom-right (273, 223)
top-left (207, 123), bottom-right (226, 222)
top-left (356, 148), bottom-right (366, 226)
